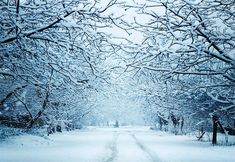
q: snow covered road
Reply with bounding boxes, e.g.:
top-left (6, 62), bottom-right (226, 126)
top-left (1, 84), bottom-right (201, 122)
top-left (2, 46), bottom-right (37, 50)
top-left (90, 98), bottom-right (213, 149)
top-left (103, 130), bottom-right (157, 162)
top-left (0, 127), bottom-right (235, 162)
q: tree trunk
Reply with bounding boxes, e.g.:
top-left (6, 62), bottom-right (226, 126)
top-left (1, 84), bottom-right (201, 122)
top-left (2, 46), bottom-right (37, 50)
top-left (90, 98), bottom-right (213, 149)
top-left (180, 117), bottom-right (184, 133)
top-left (159, 118), bottom-right (163, 130)
top-left (212, 115), bottom-right (218, 145)
top-left (27, 91), bottom-right (49, 128)
top-left (0, 85), bottom-right (27, 107)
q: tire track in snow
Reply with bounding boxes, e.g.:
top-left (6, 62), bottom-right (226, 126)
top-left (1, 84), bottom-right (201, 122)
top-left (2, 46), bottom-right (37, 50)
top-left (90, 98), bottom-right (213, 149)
top-left (131, 134), bottom-right (162, 162)
top-left (102, 132), bottom-right (119, 162)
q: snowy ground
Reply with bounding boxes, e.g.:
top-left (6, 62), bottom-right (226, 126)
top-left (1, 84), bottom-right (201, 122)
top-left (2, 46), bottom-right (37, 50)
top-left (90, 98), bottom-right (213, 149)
top-left (0, 127), bottom-right (235, 162)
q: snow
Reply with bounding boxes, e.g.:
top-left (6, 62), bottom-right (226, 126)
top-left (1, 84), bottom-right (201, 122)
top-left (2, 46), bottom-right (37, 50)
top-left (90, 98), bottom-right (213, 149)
top-left (0, 127), bottom-right (235, 162)
top-left (135, 131), bottom-right (235, 162)
top-left (114, 132), bottom-right (151, 162)
top-left (227, 48), bottom-right (235, 61)
top-left (184, 0), bottom-right (202, 5)
top-left (0, 128), bottom-right (113, 162)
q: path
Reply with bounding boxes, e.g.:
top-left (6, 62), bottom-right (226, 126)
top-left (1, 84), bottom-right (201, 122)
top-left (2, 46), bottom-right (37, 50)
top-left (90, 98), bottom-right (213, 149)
top-left (102, 128), bottom-right (160, 162)
top-left (0, 127), bottom-right (235, 162)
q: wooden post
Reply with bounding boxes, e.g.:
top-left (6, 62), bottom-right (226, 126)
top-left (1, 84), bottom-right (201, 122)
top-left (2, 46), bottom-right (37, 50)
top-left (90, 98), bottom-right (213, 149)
top-left (212, 115), bottom-right (218, 145)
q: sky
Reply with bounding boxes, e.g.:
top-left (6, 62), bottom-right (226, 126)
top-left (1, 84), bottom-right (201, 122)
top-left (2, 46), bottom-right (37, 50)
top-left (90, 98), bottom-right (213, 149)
top-left (97, 0), bottom-right (150, 45)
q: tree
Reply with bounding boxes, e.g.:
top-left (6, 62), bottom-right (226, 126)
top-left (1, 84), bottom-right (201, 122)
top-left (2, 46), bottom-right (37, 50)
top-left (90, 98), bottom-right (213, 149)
top-left (0, 0), bottom-right (122, 129)
top-left (122, 0), bottom-right (235, 134)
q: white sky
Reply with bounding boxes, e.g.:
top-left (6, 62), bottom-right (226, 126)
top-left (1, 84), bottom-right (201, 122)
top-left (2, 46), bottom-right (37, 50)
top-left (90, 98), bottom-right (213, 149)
top-left (97, 0), bottom-right (151, 45)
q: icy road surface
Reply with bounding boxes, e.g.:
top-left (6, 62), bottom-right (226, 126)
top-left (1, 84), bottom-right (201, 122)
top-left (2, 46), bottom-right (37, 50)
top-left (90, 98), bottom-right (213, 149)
top-left (0, 127), bottom-right (235, 162)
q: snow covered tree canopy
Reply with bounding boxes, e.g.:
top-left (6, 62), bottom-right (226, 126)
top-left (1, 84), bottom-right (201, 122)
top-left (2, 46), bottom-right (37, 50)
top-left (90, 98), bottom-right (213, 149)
top-left (0, 0), bottom-right (235, 132)
top-left (0, 0), bottom-right (125, 129)
top-left (120, 0), bottom-right (235, 130)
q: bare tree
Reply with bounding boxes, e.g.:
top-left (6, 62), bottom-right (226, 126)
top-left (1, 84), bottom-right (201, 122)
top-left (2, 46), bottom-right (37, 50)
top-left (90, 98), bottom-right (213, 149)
top-left (122, 0), bottom-right (235, 134)
top-left (0, 0), bottom-right (123, 129)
